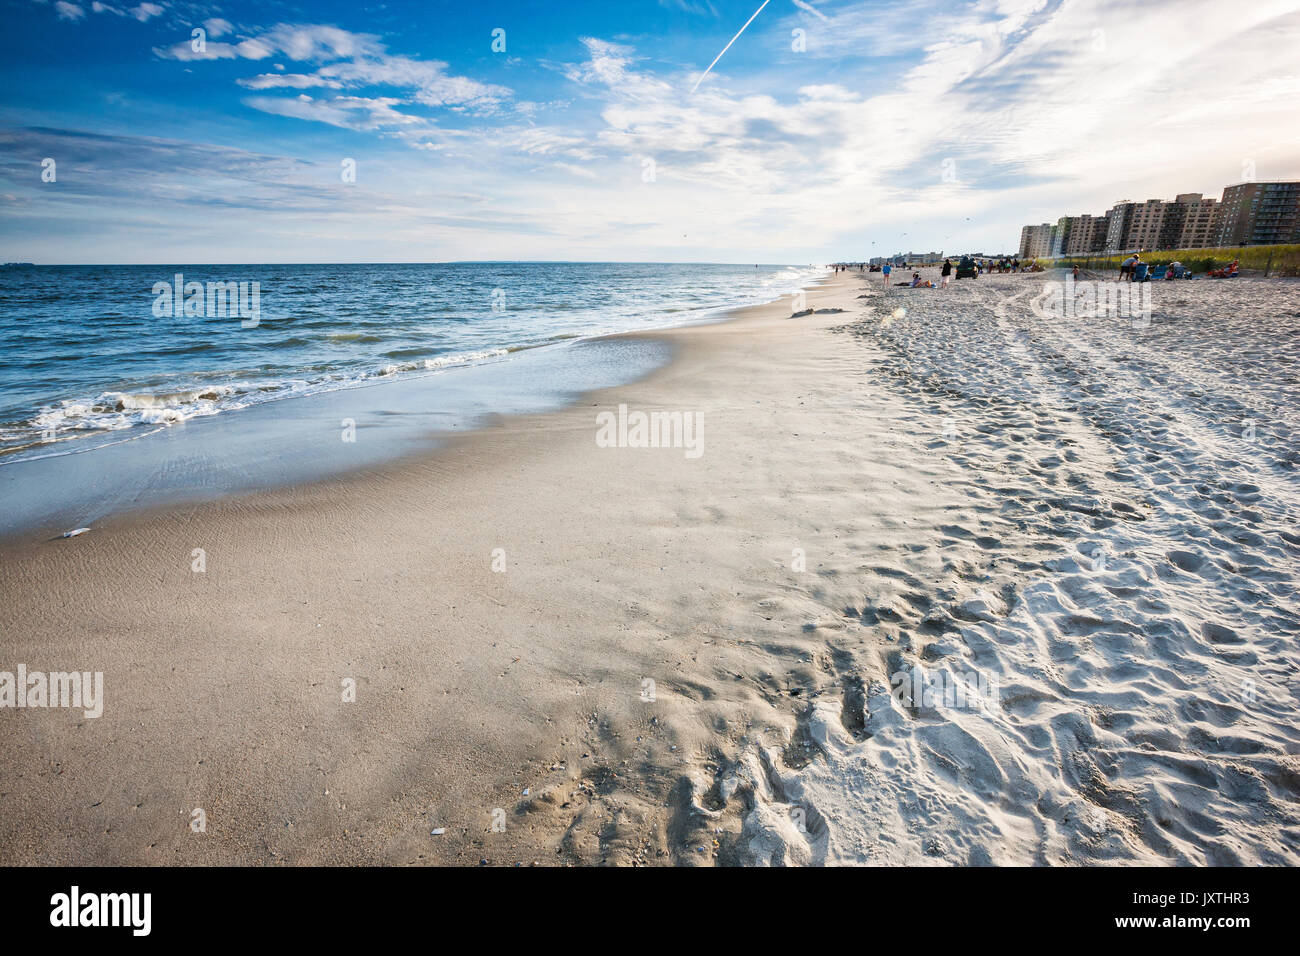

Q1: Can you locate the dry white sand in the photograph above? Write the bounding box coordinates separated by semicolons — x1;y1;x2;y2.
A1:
2;269;1297;866
740;270;1300;864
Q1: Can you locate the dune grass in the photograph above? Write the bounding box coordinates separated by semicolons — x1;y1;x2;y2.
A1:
1051;244;1300;277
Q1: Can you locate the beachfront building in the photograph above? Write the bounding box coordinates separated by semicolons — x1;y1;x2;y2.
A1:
1020;204;1153;258
1050;215;1107;257
1124;200;1169;251
1101;202;1135;253
1018;223;1053;259
1101;197;1194;253
1049;217;1071;257
1163;193;1220;249
1025;182;1296;256
1214;181;1300;246
1027;199;1197;256
1063;214;1107;255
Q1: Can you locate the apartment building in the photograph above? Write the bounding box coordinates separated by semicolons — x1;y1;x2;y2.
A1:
1018;223;1053;259
1099;196;1217;252
1214;181;1300;246
1013;180;1300;257
1123;200;1169;251
1164;193;1220;249
1063;214;1107;254
1048;217;1067;257
1100;202;1133;253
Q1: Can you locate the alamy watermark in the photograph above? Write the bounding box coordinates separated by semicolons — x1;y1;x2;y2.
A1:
1031;274;1151;328
50;886;150;936
596;403;703;459
1;665;103;718
890;666;998;713
152;272;261;328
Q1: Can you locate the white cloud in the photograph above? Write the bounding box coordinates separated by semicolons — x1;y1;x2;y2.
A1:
242;94;424;131
89;1;163;19
130;2;163;21
507;128;599;161
238;73;343;90
314;55;508;109
657;0;720;15
564;38;636;87
256;24;384;61
153;38;270;61
554;162;599;179
156;22;510;116
521;0;1300;255
153;23;379;63
203;18;233;38
27;0;1300;261
791;0;831;23
55;2;85;21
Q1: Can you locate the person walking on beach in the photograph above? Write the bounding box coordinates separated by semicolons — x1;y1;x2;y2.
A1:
940;258;953;287
882;261;892;287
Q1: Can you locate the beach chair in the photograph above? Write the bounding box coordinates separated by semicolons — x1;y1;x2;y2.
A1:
1150;265;1167;280
1133;262;1149;282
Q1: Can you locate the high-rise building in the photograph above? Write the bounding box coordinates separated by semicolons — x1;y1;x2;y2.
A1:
1101;202;1134;253
1214;182;1300;246
1124;199;1168;251
1063;214;1107;254
1018;223;1053;259
1099;199;1178;252
1017;180;1295;257
1050;217;1071;256
1162;193;1219;249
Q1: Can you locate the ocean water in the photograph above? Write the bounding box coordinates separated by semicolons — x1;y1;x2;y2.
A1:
0;262;822;462
0;262;824;534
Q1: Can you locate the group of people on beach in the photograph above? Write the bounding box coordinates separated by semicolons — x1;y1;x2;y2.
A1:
863;251;1239;285
981;257;1023;273
1118;252;1232;281
873;255;1029;289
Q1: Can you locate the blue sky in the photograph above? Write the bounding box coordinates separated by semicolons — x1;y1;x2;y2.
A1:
3;0;1299;262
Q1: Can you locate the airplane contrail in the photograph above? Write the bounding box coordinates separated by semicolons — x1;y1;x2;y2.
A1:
690;0;771;94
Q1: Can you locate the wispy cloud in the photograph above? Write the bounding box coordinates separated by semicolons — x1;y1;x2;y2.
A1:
241;94;425;131
791;0;831;23
153;23;384;62
658;0;720;16
89;2;166;21
9;0;1300;263
152;21;511;120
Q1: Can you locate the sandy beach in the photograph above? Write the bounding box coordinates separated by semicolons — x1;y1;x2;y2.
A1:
3;268;1298;867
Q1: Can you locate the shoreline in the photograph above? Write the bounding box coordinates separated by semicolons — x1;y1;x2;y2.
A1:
0;268;828;541
4;267;1298;866
0;269;856;865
